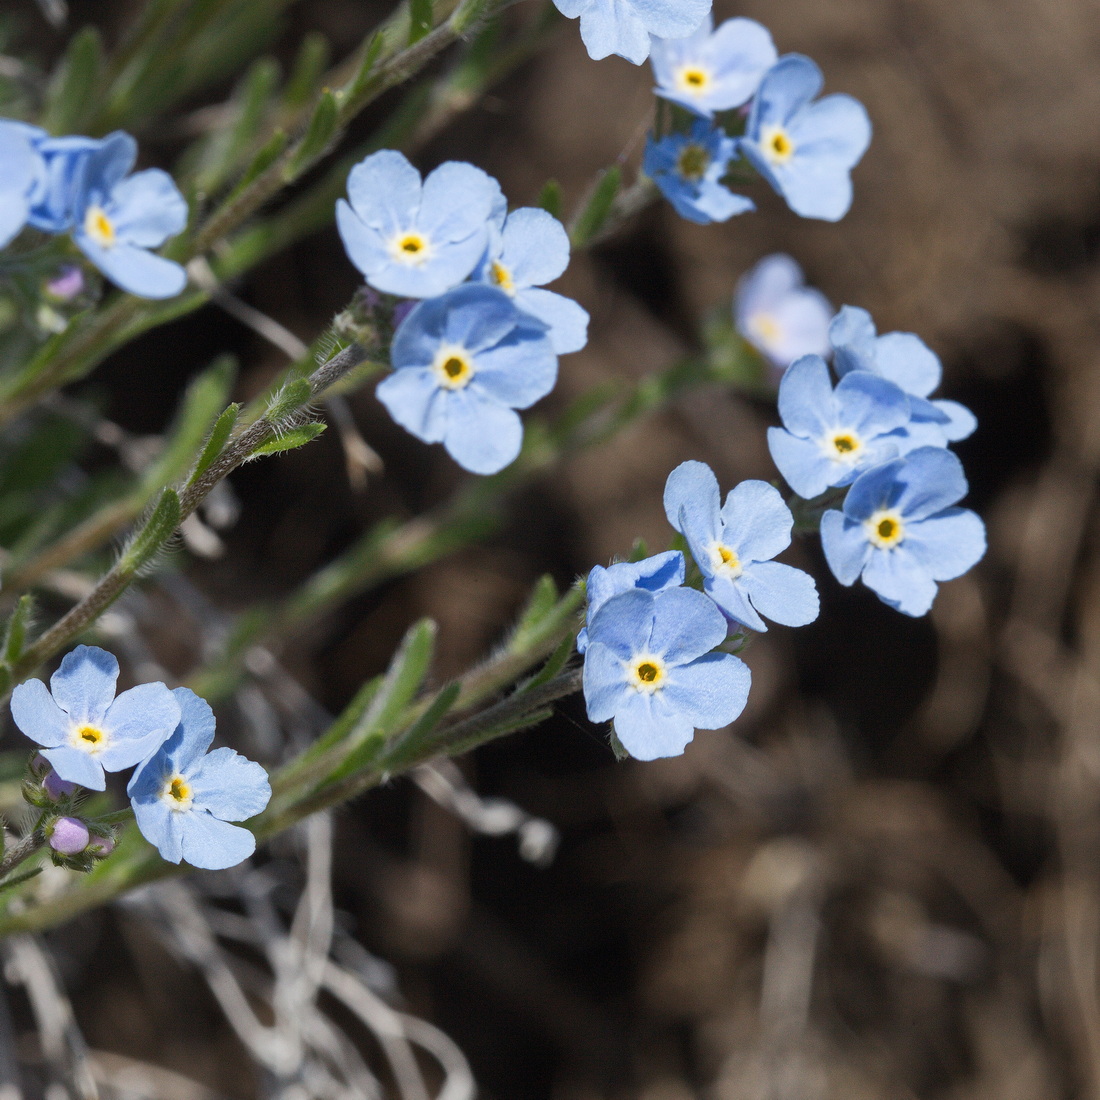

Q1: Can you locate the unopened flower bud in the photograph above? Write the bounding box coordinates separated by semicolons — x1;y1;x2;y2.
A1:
44;265;84;303
87;833;115;857
43;770;77;801
48;816;90;856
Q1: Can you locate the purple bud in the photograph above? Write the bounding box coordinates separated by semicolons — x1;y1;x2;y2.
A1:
49;817;90;856
30;753;50;778
43;770;77;801
44;265;85;302
87;833;115;857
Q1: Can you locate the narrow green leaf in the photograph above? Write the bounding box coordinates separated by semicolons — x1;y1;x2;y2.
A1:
409;0;433;44
569;165;622;247
3;596;35;665
511;575;559;648
382;681;461;769
266;377;313;422
189;403;240;485
537;179;563;220
44;27;104;134
0;866;42;894
514;633;575;697
609;729;630;762
287;89;338;178
342;31;385;107
284;32;330;109
296;674;383;767
249;422;326;457
120;489;180;573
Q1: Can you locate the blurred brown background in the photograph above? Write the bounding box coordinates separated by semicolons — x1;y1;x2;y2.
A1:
18;0;1100;1097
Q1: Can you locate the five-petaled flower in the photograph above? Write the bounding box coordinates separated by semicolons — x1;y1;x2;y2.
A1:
10;645;181;791
128;687;271;870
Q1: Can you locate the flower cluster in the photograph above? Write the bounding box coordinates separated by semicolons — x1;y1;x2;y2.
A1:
337;150;589;475
580;461;818;760
0;121;188;299
767;308;985;616
644;16;872;224
10;646;269;870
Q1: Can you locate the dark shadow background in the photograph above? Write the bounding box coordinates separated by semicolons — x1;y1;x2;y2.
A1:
12;0;1100;1097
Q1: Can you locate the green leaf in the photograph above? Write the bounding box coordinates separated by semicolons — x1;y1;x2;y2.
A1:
287;89;339;178
189;403;240;485
2;596;34;665
513;633;575;697
284;32;330;109
0;866;42;894
409;0;434;44
569;165;622;247
44;27;104;134
537;179;563;220
249;422;326;457
382;681;461;769
342;31;384;107
266;377;313;422
609;729;630;762
511;576;559;648
119;489;180;574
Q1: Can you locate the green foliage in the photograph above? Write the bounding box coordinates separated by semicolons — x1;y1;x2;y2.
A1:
119;489;181;574
43;27;104;134
188;403;240;484
248;421;327;457
2;596;34;666
569;165;622;247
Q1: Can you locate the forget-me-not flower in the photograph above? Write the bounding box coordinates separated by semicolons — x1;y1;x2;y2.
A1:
129;687;270;870
337;150;499;299
10;645;181;791
767;354;910;499
23;129;104;233
820;446;986;616
378;283;557;475
552;0;711;65
644;120;752;224
578;551;685;654
650;14;776;117
0;121;41;248
735;253;832;368
829;305;977;449
474;207;589;354
73;131;188;299
664;461;819;632
583;587;751;761
741;54;871;222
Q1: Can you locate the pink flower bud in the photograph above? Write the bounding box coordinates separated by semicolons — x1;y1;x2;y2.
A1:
49;816;90;856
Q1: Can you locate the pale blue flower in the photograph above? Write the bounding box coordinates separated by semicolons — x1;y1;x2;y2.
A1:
583;586;751;761
0;120;41;248
474;206;589;354
24;130;103;233
767;354;910;499
735;253;832;368
378;284;557;475
664;461;819;632
820;446;986;617
553;0;711;65
73;132;188;299
128;688;270;870
578;551;685;654
10;645;181;792
644;120;753;224
829;305;977;449
741;55;871;222
650;14;776;116
337;150;498;298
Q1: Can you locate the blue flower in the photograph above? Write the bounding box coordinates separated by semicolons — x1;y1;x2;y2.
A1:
578;551;685;654
0;121;41;248
337;150;499;299
10;645;181;791
735;253;832;368
552;0;711;65
829;305;977;449
73;132;188;299
24;130;104;234
650;14;776;117
474;207;589;355
820;447;986;617
741;54;871;222
767;354;910;499
583;587;751;761
644;120;753;224
128;688;270;870
378;283;557;475
664;461;819;631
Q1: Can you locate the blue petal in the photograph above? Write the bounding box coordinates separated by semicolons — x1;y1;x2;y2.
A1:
649;587;729;664
346;150;422;236
820;509;871;585
777;354;837;439
736;253;803;318
390;295;450;367
376;368;448;444
613;692;696;760
759;289;834;366
442;389;524;474
586;588;658;659
42;745;105;791
471;328;558;409
132;797;182;862
179;811;256;870
515;288;589;355
10;679;70;748
767;426;837;499
586;552;685;623
663;460;721;544
583;641;632;722
499;208;570;287
934;399;977;442
903;508;986;581
98;682;181;772
719;479;793;562
50;645;118;726
567;0;709;64
749;54;823;130
441;285;524;354
786;93;872;168
829;305;878;375
190;747;271;821
739;560;819;626
108;169;188;248
705;575;766;632
661;652;751;728
873;332;941;397
336;198;389;280
166;687;218;773
418;161;497;243
891;446;969;519
861;546;939;617
75;237;187;299
834;371;910;437
79;131;137;203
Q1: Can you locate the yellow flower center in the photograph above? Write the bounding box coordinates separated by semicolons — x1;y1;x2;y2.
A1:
675;66;712;95
84;206;116;249
163;774;194;810
748;312;783;349
711;543;743;579
433;345;475;390
762;126;795;164
826;430;863;460
489;261;515;295
628;654;667;694
676;144;710;182
71;724;108;754
867;510;905;549
390;231;431;265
